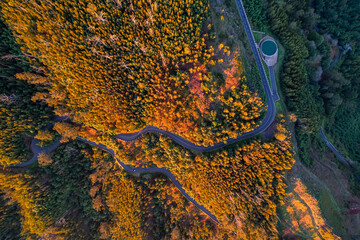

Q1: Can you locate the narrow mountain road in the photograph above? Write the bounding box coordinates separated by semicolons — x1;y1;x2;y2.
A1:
12;0;277;223
14;116;69;168
78;138;219;222
13;126;220;222
320;128;360;182
320;128;352;168
112;0;276;152
269;66;280;102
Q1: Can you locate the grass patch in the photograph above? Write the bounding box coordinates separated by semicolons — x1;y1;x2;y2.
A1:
252;28;284;93
245;5;348;238
295;161;348;238
253;31;265;43
247;4;351;239
275;101;284;112
317;189;347;237
208;0;267;102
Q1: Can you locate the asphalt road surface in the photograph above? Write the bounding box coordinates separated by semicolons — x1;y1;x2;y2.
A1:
320;128;352;167
320;128;360;182
12;0;277;223
269;66;280;102
112;0;277;153
79;138;220;222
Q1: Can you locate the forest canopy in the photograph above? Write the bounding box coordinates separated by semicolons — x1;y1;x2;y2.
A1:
1;0;264;146
1;0;334;239
0;17;52;166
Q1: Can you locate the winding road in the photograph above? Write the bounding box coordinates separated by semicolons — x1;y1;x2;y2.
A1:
79;138;220;222
111;0;276;153
12;0;278;223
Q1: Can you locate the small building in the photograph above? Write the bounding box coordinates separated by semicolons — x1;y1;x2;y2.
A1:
259;36;278;66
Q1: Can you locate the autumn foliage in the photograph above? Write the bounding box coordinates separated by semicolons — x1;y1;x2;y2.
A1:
0;171;53;236
38;152;53;166
72;120;295;238
87;148;233;239
281;179;340;239
0;0;345;239
1;0;264;146
35;130;53;142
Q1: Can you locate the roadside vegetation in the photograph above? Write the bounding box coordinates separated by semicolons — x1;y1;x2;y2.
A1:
0;18;53;166
244;0;359;165
0;0;298;239
1;0;266;147
5;0;358;238
2;114;293;239
278;178;340;239
243;0;360;238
